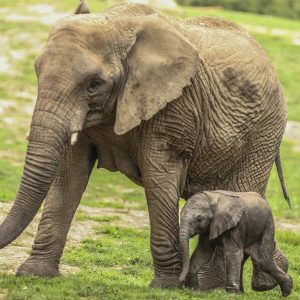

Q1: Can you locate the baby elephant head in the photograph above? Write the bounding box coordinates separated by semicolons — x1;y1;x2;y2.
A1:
179;191;244;282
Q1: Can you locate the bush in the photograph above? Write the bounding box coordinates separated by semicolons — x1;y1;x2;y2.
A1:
176;0;300;19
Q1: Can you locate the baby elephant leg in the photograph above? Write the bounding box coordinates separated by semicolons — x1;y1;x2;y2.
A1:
239;255;249;293
254;255;292;296
223;237;244;293
224;249;244;292
249;233;293;297
251;246;288;291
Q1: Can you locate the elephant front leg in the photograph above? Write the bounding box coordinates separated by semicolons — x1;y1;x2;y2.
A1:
223;235;244;293
146;187;181;288
141;150;186;288
224;249;243;293
16;135;96;277
239;254;249;293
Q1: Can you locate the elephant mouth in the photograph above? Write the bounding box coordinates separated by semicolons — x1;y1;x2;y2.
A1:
89;103;104;113
84;108;104;127
70;107;111;146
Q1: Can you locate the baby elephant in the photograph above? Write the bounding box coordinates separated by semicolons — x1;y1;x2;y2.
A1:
179;190;293;297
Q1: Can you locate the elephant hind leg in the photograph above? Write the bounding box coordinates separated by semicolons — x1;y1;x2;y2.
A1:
247;233;293;297
252;255;292;297
260;261;293;297
251;246;289;292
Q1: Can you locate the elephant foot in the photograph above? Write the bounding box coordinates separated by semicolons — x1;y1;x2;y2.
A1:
184;273;199;289
280;275;293;297
150;275;182;289
226;288;242;294
251;268;277;291
16;258;60;277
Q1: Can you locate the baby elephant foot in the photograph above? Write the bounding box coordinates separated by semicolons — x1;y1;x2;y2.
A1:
226;283;242;294
16;258;60;277
251;268;277;291
280;275;293;297
226;287;242;294
226;289;242;294
150;275;182;289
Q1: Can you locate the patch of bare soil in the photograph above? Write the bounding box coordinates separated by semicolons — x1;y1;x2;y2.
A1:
275;218;300;232
284;121;300;152
3;5;67;26
0;202;148;275
243;25;300;46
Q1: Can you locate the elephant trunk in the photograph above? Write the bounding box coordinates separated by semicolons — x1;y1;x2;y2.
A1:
179;225;191;282
0;93;87;248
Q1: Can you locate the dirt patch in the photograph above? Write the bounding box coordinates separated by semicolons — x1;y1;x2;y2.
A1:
0;202;148;275
276;218;300;232
284;121;300;143
3;4;67;26
3;117;15;125
78;205;149;229
0;100;14;114
244;25;300;46
284;121;300;152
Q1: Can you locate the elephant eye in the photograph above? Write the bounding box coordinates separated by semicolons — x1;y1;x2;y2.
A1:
87;78;102;94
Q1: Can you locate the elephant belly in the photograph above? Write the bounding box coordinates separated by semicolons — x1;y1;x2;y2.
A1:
95;144;142;185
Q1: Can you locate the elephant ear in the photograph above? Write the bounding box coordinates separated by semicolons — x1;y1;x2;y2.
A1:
74;0;90;14
209;193;244;240
114;14;199;135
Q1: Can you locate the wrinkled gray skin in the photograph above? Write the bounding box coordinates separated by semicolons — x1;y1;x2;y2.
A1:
0;0;289;289
179;191;293;296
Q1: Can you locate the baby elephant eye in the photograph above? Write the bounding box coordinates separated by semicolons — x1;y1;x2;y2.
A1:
87;78;101;94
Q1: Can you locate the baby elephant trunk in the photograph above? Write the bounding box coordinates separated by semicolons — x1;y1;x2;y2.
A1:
179;225;191;282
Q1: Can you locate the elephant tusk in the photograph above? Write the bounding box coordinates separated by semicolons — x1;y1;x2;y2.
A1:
25;131;29;140
70;132;79;146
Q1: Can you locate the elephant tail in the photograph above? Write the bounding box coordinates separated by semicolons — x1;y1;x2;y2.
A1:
275;153;291;209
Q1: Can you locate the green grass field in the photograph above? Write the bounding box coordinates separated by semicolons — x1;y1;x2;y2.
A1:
0;1;300;299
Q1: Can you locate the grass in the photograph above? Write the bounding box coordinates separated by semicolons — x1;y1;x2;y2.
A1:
0;226;299;299
0;1;300;299
267;141;300;219
75;211;121;222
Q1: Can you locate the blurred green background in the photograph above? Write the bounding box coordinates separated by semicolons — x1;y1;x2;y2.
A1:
0;0;299;299
177;0;300;20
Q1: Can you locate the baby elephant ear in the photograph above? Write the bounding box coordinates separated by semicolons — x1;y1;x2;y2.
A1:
114;14;199;135
74;0;90;14
209;193;244;240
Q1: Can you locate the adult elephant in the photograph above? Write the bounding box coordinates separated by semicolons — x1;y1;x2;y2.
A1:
0;0;289;289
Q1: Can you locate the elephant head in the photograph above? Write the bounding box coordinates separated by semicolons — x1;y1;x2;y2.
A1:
0;1;198;248
179;192;244;282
